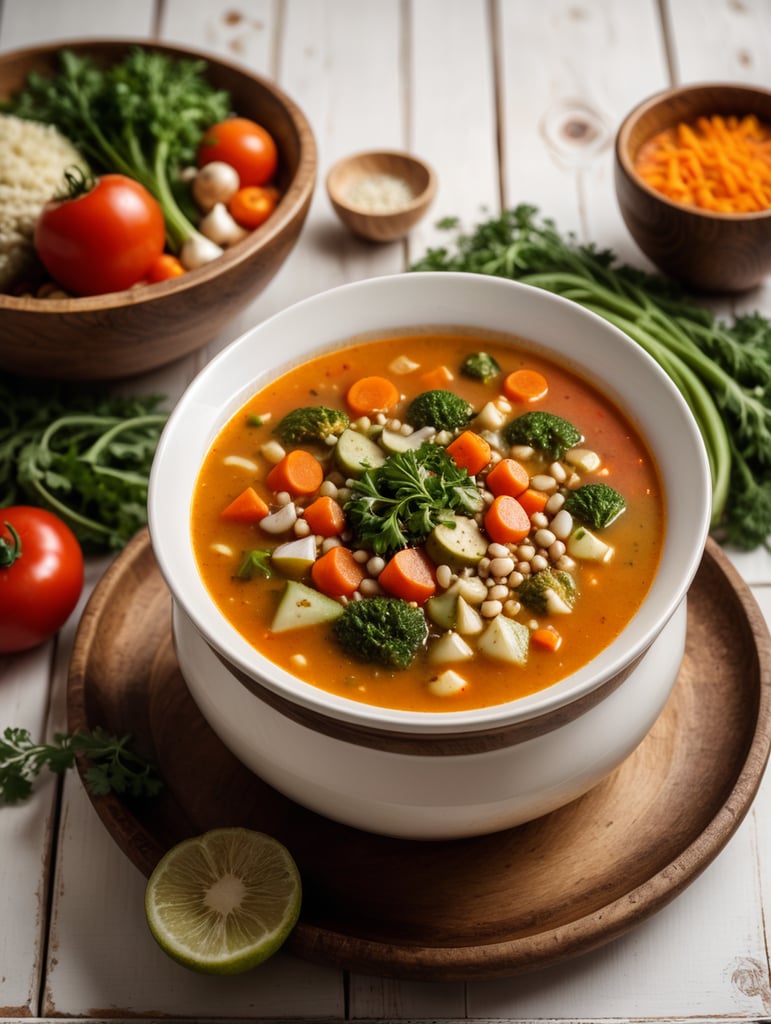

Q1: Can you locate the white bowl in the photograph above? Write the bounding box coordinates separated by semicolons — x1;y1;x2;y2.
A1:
148;272;711;839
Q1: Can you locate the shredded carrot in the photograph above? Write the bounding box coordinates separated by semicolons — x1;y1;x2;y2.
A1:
378;547;437;604
445;430;492;476
303;495;345;537
484;457;530;498
634;112;771;213
346;375;401;416
266;449;324;496
503;368;549;403
531;626;563;652
484;495;531;545
516;487;550;517
220;486;270;523
311;546;365;598
419;364;454;390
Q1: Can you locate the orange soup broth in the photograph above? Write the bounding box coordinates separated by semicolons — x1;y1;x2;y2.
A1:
191;333;665;713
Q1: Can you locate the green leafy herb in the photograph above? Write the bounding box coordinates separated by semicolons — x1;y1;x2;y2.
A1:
344;442;483;556
236;549;274;580
411;204;771;550
0;726;162;804
0;373;167;551
8;47;231;251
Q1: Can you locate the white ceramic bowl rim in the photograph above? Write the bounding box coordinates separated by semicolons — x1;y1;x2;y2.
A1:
148;272;711;737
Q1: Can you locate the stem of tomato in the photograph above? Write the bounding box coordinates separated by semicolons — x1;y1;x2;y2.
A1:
0;523;22;568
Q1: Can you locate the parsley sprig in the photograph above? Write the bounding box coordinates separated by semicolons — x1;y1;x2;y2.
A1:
0;726;162;804
345;442;483;556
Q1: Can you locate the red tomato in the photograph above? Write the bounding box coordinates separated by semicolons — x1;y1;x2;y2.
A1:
0;508;84;653
34;174;166;296
197;118;278;188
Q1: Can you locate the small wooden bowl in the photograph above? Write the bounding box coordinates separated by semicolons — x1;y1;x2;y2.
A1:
326;150;437;242
615;82;771;293
0;39;317;380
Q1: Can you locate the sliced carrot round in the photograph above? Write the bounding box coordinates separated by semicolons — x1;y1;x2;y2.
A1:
484;494;531;545
377;547;437;605
503;368;549;403
266;449;323;496
346;375;400;417
311;546;365;598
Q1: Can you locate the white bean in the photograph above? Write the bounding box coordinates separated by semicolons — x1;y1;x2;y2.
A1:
359;578;381;597
531;554;549;572
534;528;556;549
435;564;454;590
481;600;503;618
487;542;510;559
550;508;574;539
367;556;385;576
489;556;515;578
549;461;567;483
545;492;565;515
319;480;339;499
549;540;566;561
530;474;558;493
488;584;509;602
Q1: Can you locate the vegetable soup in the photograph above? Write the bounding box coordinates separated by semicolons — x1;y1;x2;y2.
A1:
191;332;665;713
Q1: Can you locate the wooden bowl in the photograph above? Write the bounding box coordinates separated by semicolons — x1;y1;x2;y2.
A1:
326;150;436;242
0;39;317;380
614;82;771;293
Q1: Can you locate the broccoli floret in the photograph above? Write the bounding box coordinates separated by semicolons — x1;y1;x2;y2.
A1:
406;390;474;431
274;405;350;445
460;351;502;383
563;483;626;528
333;596;428;670
502;411;581;459
516;568;577;615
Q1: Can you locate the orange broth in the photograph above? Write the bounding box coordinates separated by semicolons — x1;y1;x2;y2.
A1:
191;333;665;712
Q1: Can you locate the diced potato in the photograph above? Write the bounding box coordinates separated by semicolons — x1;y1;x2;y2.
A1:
429;630;474;665
455;596;484;635
565;447;601;473
477;615;529;665
428;669;469;697
271;536;317;577
567;526;613;563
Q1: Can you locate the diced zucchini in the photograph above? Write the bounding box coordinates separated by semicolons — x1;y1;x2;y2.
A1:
334;428;387;478
379;424;435;454
426;589;458;629
428;630;474;665
425;515;488;570
271;536;317;577
271;580;344;632
477;615;529;665
567;526;613;563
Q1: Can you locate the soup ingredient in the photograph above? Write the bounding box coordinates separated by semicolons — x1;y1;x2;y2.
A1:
198;202;249;247
346;375;401;417
266;449;324;496
34;170;166;296
0;113;89;290
406;390;474;431
236;549;274;580
445;430;492;475
274;405;350;446
503;368;549;403
484;494;532;545
503;411;582;460
333;596;428;669
0;506;83;652
343;173;414;213
10;47;231;255
311;545;365;597
531;625;563;652
302;495;345;537
516;567;578;615
144;827;301;975
192;160;240;212
378;546;437;604
411;204;771;550
0;725;161;804
221;486;270;524
634;114;771;213
345;443;484;556
145;252;185;283
485;457;530;498
229;185;280;229
0;375;167;551
460;350;502;383
334;428;387;476
563;483;626;529
198;117;278;188
271;579;342;631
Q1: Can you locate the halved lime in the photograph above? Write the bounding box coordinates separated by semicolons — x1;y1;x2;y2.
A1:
144;827;302;974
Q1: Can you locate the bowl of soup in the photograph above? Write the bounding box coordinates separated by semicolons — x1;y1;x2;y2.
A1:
148;271;711;839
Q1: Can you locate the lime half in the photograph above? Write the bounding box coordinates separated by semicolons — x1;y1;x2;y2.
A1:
144;827;302;974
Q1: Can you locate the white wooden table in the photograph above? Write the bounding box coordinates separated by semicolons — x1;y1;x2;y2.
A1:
1;1;770;1020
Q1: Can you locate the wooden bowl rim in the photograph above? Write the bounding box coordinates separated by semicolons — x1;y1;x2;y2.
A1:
0;37;318;312
615;80;771;223
325;148;437;218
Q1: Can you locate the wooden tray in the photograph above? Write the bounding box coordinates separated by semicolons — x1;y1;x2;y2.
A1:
67;530;771;982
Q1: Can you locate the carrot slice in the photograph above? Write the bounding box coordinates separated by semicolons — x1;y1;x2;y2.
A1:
531;626;563;652
378;547;437;604
445;430;492;476
266;449;324;496
420;364;453;390
516;487;550;517
311;546;365;598
484;494;531;544
303;495;345;537
346;375;400;416
485;457;529;498
220;486;270;523
503;368;549;403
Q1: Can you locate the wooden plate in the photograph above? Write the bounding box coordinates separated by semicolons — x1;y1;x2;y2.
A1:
67;530;771;981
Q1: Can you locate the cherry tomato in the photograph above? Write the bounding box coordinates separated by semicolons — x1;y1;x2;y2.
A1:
228;185;280;229
0;507;84;654
35;174;166;296
145;252;186;283
197;117;278;188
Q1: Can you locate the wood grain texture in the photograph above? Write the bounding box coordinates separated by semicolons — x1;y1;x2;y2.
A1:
66;530;771;982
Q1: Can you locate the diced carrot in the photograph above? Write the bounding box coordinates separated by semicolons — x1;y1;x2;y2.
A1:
311;546;365;598
266;449;324;496
531;626;563;652
503;368;549;403
378;547;437;605
420;364;453;390
485;457;529;498
346;375;401;416
220;486;270;523
145;252;185;283
516;487;550;517
303;495;345;537
484;494;531;545
445;430;491;476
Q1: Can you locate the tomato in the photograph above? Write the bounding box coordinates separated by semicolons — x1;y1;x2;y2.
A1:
228;185;280;229
197;118;278;188
35;174;166;296
0;507;84;654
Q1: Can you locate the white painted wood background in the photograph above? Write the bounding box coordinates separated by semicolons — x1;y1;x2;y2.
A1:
0;0;770;1020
